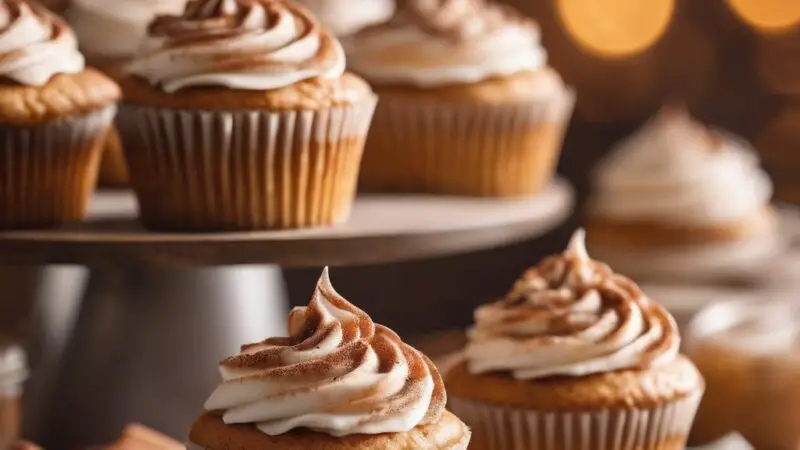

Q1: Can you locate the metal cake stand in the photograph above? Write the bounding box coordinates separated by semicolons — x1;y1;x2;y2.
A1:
0;178;574;448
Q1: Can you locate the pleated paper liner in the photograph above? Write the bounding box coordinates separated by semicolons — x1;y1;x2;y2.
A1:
359;88;575;197
449;389;703;450
0;106;115;229
98;126;130;186
117;97;377;231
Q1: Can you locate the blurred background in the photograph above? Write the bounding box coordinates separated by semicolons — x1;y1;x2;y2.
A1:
287;0;800;336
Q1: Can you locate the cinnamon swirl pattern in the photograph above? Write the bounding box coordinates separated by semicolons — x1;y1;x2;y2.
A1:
466;230;680;380
346;0;546;87
204;268;446;436
127;0;345;92
0;0;84;86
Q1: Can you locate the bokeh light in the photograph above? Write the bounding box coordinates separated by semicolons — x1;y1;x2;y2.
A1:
726;0;800;32
556;0;675;58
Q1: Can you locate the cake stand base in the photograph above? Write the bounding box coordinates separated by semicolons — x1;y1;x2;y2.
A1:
33;265;288;448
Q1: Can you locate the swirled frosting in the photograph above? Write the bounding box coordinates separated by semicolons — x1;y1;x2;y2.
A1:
591;106;773;226
0;0;84;86
204;268;446;436
127;0;346;93
295;0;394;37
345;0;546;87
466;230;680;380
67;0;187;60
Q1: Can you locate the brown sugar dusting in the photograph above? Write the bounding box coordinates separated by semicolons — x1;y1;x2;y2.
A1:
215;268;445;425
469;232;680;370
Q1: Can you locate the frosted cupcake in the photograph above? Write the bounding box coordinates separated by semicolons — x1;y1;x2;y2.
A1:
687;298;800;449
188;268;471;450
346;0;574;197
294;0;394;36
586;106;783;282
445;230;704;450
66;0;187;186
0;0;120;229
118;0;377;230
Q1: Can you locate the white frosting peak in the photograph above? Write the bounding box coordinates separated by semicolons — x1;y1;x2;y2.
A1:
204;267;446;437
345;0;546;87
591;106;773;226
0;1;84;86
295;0;395;36
128;0;346;92
466;230;680;380
67;0;187;60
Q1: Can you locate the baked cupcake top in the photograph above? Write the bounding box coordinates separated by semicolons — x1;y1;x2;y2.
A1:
294;0;394;37
67;0;187;62
0;0;84;86
203;268;447;437
591;106;773;226
465;230;680;380
127;0;346;93
345;0;547;88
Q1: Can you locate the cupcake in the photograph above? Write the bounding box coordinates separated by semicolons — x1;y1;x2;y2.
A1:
0;0;120;229
188;267;471;450
0;345;27;450
687;297;800;449
445;230;704;450
118;0;377;230
346;0;574;197
586;106;784;282
294;0;394;36
66;0;187;186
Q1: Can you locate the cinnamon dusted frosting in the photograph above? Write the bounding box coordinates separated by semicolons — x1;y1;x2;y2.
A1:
204;267;447;437
466;230;680;380
0;0;84;86
127;0;346;93
345;0;547;87
591;106;773;227
67;0;187;61
295;0;394;36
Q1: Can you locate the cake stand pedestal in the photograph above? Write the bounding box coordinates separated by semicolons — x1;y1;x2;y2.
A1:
0;179;573;448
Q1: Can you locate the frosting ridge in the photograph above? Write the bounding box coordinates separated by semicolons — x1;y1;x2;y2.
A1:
67;0;187;60
466;230;680;380
591;106;773;226
295;0;394;36
127;0;346;92
204;267;446;437
0;0;84;86
345;0;546;87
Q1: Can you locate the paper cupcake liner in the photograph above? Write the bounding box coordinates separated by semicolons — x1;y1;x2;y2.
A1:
0;106;115;229
449;390;703;450
98;126;129;186
359;89;575;197
117;98;377;231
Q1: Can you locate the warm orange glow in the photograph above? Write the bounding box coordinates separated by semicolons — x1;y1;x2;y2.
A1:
726;0;800;32
556;0;675;58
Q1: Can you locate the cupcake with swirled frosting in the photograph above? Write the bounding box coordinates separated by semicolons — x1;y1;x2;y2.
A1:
346;0;574;197
586;106;784;282
117;0;377;230
445;230;704;450
0;0;120;229
188;268;471;449
65;0;188;187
